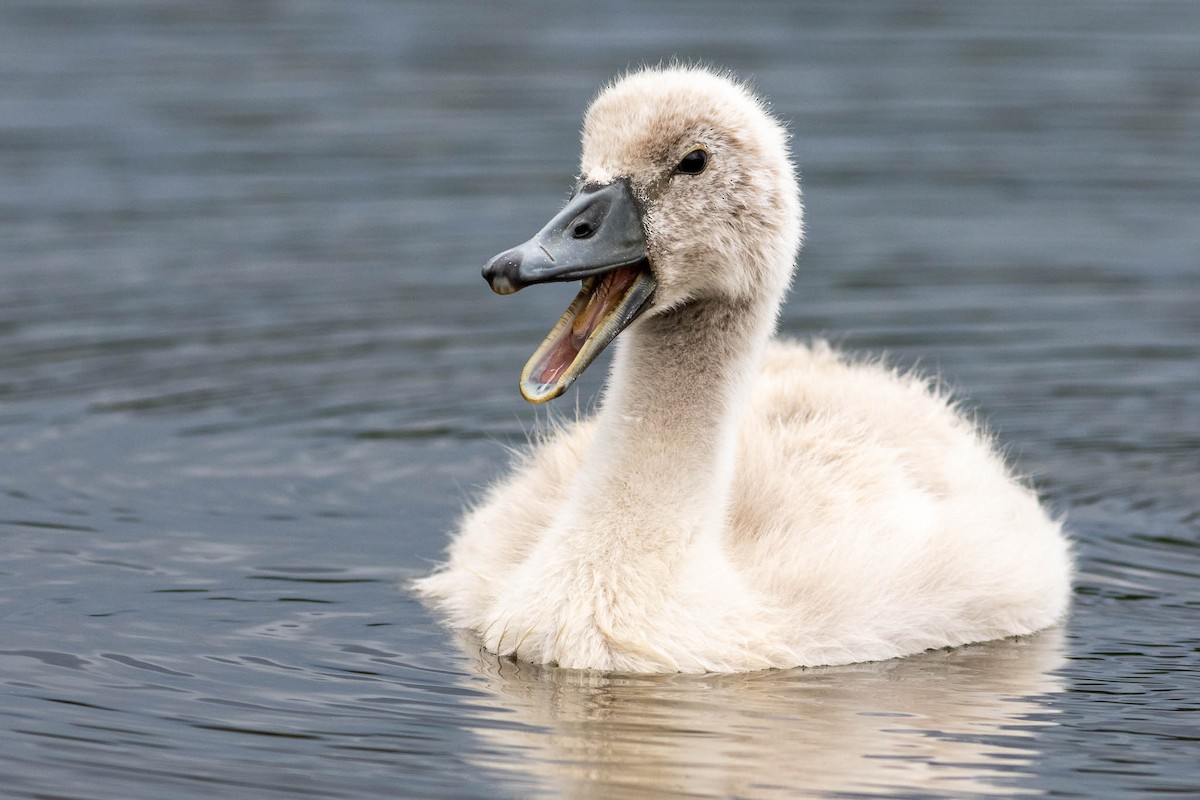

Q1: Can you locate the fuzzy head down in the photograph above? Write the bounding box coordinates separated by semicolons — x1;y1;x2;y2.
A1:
580;66;804;312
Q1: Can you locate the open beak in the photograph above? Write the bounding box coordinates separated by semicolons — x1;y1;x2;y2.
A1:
482;178;656;403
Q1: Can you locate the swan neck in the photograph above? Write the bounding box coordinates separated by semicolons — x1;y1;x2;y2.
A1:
570;296;774;551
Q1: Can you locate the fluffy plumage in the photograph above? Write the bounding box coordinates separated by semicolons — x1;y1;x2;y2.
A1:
415;66;1071;673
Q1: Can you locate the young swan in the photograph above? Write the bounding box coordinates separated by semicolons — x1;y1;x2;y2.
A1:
416;66;1071;673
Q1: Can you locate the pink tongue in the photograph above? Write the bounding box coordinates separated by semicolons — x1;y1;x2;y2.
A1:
535;266;640;385
537;337;581;385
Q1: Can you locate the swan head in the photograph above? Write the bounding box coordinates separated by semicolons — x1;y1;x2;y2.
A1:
482;66;803;403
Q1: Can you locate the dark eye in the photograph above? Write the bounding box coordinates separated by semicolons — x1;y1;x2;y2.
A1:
675;148;708;175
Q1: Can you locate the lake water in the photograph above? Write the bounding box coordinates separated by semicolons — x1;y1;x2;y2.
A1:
1;1;1198;797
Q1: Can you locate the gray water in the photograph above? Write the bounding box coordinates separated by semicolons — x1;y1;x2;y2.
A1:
2;1;1198;797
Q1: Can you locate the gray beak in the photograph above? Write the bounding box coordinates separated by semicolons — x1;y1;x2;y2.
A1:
482;178;647;294
479;177;657;404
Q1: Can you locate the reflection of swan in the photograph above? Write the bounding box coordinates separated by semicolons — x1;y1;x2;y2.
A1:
452;628;1066;798
417;66;1071;672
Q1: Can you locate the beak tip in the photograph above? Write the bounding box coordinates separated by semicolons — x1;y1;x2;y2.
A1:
519;377;566;404
482;250;524;295
488;274;518;295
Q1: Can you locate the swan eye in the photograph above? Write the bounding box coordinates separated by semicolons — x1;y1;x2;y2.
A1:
675;148;708;175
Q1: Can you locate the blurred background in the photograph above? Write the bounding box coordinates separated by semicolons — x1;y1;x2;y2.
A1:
1;1;1197;798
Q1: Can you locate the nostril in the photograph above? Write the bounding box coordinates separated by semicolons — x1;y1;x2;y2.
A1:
569;197;608;239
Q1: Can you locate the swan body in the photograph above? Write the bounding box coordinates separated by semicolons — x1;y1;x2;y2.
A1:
416;66;1071;673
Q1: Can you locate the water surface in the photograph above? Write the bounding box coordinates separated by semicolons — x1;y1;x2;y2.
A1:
2;1;1198;797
